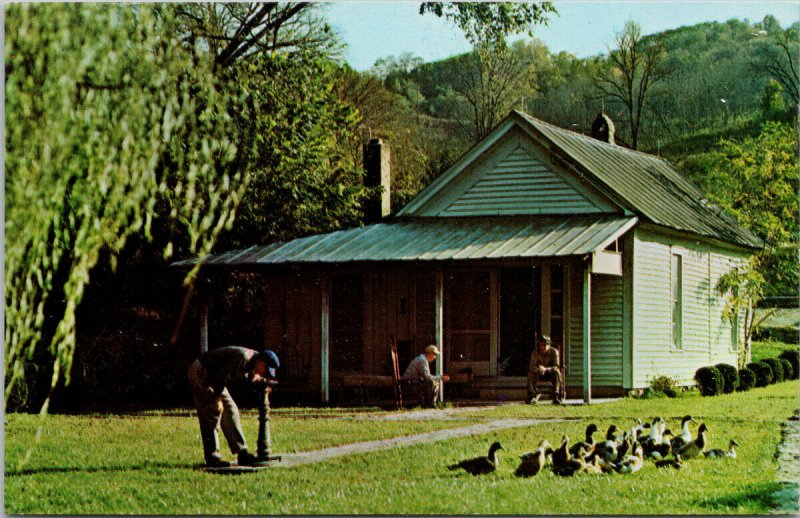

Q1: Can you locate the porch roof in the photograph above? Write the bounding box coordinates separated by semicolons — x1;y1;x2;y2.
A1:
175;215;637;267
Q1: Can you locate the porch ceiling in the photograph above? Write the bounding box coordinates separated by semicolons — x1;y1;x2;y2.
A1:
175;215;638;267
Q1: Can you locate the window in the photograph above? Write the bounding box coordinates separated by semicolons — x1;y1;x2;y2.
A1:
671;253;682;349
730;309;739;350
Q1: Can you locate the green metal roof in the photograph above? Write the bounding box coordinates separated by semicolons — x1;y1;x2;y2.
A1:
515;112;761;249
174;216;638;267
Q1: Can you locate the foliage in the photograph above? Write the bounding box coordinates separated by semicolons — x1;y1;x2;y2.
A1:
4;4;249;414
751;20;800;108
747;361;774;387
694;366;723;396
5;382;798;514
419;2;556;46
737;367;757;391
761;358;785;383
645;375;678;398
216;52;368;249
594;20;669;149
779;349;800;380
778;358;795;381
714;363;740;394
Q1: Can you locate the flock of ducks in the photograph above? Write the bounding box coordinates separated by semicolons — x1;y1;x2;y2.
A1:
447;415;739;477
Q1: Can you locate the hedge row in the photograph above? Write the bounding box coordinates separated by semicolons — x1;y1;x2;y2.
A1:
695;354;797;396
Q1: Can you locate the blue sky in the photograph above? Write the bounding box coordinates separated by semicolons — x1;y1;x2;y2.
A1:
323;1;800;71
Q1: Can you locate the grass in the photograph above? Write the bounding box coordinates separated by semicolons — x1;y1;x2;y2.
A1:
751;339;797;363
5;381;799;515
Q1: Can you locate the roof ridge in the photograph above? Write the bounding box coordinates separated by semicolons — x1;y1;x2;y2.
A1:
513;110;673;164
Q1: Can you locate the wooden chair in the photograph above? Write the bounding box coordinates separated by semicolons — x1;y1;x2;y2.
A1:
389;335;423;409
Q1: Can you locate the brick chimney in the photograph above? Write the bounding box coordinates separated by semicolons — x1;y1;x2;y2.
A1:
363;138;391;224
591;113;615;145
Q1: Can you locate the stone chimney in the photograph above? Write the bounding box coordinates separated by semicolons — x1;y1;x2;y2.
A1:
590;113;615;145
363;138;391;224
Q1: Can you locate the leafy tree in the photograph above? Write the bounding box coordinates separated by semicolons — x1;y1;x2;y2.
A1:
595;20;669;149
5;4;249;423
420;2;556;46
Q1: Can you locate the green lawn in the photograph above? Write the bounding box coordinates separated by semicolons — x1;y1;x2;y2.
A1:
5;381;799;515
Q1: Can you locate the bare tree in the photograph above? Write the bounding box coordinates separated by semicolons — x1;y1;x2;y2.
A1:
173;3;340;69
595;21;668;149
452;44;534;142
752;25;799;108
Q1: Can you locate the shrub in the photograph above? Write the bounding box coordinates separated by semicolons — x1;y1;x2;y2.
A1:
779;349;799;380
694;366;723;396
714;363;739;393
747;362;773;387
779;357;795;381
738;368;756;391
762;358;785;383
648;375;678;398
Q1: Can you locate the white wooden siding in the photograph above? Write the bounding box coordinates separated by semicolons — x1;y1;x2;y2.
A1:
442;147;603;216
590;274;624;387
632;230;744;386
566;267;624;389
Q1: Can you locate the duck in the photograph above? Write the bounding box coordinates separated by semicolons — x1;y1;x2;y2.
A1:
615;442;645;474
644;429;674;460
613;432;632;464
569;423;599;458
556;445;589;476
704;439;739;459
582;455;605;475
515;439;551;477
638;417;665;446
587;424;619;464
551;435;571;474
655;453;686;469
630;418;645;440
447;441;503;475
669;415;695;452
675;423;709;459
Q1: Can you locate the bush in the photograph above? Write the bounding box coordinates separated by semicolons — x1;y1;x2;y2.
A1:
648;375;678;398
714;363;739;393
694;366;723;396
747;362;774;387
738;368;756;391
779;358;794;381
779;349;799;380
761;358;785;382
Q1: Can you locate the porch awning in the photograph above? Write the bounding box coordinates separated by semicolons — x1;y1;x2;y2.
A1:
175;215;638;267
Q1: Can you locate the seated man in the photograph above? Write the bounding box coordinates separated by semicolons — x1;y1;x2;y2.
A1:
527;335;565;405
187;346;280;467
403;345;449;408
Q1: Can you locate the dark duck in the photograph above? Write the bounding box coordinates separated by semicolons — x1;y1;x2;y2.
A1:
514;439;551;478
447;441;503;475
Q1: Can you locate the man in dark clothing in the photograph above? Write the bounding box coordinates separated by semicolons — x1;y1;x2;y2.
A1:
187;346;280;467
526;335;565;405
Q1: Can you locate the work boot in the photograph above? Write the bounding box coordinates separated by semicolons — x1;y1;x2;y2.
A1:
529;394;541;405
206;456;231;468
238;450;259;466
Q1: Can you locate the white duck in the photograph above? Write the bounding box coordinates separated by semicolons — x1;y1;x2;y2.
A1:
669;415;695;452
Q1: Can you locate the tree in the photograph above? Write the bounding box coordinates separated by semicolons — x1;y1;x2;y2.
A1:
751;19;799;109
450;42;536;141
595;21;669;149
420;2;556;46
173;3;340;70
5;4;250;425
700;122;799;297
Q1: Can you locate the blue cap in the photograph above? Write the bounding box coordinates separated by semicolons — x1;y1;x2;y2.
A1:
256;349;280;378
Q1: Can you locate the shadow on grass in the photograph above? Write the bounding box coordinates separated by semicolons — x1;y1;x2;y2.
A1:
695;481;794;513
5;460;200;477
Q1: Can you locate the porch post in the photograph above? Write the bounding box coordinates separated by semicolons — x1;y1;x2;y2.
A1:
435;267;444;403
320;273;331;403
199;279;209;355
582;265;592;404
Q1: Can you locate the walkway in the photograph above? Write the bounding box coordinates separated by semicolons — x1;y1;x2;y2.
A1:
771;410;800;513
274;417;566;468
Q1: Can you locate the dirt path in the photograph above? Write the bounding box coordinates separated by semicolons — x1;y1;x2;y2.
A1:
771;410;800;514
274;418;566;468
